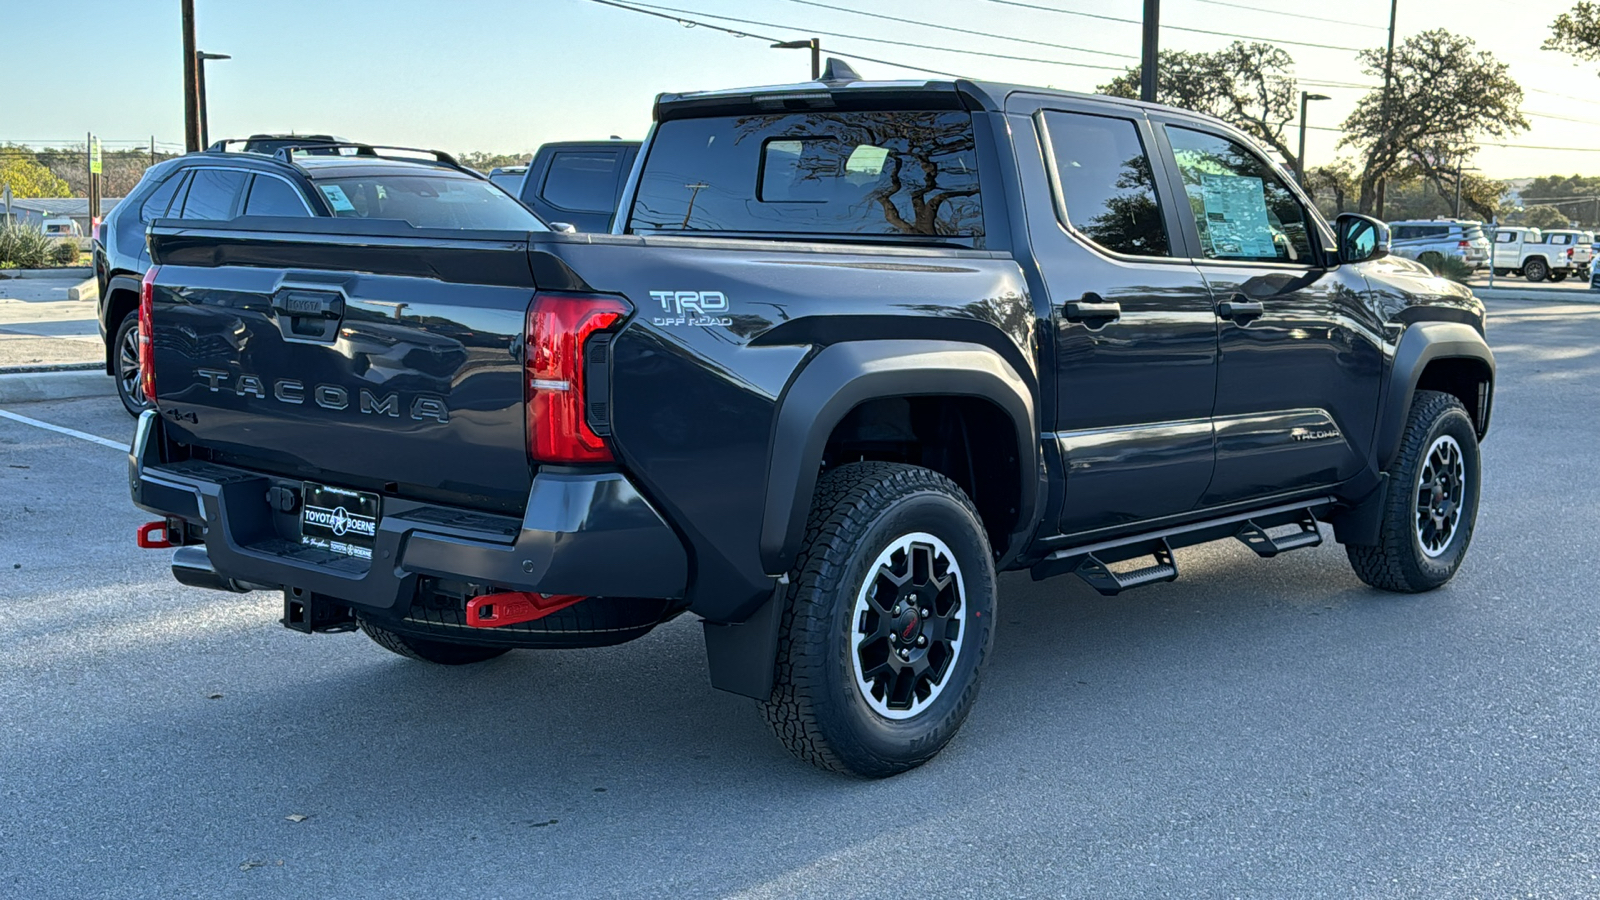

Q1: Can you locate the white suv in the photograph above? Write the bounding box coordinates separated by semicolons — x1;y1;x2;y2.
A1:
1388;219;1491;269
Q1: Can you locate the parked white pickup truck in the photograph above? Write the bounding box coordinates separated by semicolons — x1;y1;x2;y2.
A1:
1492;226;1579;282
1542;229;1594;280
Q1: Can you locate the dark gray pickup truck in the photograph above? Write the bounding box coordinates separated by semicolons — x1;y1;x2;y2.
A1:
130;70;1493;777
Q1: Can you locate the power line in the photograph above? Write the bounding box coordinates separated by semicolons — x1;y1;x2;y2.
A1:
1189;0;1388;30
580;0;966;76
776;0;1136;60
984;0;1370;51
598;0;1127;71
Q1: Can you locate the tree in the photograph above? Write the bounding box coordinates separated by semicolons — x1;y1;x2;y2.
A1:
1524;205;1571;229
1518;174;1600;226
1340;30;1526;216
1545;2;1600;65
1099;42;1301;171
0;151;71;198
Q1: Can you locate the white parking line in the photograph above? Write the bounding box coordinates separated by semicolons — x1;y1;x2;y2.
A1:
0;408;127;451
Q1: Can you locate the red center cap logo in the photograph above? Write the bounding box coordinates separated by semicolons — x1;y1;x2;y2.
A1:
900;609;920;642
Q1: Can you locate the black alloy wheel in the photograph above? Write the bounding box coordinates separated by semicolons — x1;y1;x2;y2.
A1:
114;312;151;417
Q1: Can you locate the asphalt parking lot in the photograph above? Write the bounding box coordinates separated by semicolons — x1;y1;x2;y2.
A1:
2;298;1598;898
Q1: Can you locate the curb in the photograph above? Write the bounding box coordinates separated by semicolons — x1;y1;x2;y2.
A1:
1475;287;1600;304
67;277;98;302
0;267;92;280
0;368;111;404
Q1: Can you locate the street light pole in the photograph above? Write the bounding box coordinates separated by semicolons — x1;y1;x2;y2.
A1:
771;38;821;80
195;51;231;150
1297;92;1330;186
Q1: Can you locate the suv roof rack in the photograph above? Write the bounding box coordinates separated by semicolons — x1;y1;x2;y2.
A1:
272;143;472;175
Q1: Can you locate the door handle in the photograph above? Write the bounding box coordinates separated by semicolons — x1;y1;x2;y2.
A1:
1064;293;1122;325
1216;294;1265;321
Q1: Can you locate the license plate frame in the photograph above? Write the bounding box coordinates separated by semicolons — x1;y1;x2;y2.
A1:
299;482;381;560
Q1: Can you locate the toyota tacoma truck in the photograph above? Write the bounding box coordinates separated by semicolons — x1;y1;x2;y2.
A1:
129;67;1494;777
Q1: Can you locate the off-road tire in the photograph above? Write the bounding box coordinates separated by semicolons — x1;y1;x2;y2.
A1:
1524;257;1550;282
1551;271;1570;282
358;617;514;665
1493;268;1511;276
113;312;151;418
1346;390;1480;592
760;462;996;778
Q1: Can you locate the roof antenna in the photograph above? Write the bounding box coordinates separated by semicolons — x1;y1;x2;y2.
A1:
819;57;861;85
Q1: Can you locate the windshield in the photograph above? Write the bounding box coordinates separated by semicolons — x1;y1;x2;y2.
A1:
314;173;547;231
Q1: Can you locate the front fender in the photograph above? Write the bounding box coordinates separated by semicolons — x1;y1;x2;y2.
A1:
1373;321;1495;471
759;339;1038;574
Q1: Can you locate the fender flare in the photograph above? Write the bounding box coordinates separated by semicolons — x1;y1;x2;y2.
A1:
102;273;146;371
758;339;1037;575
1372;321;1494;472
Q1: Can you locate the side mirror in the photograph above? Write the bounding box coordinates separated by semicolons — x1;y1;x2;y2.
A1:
1335;213;1389;264
549;222;578;234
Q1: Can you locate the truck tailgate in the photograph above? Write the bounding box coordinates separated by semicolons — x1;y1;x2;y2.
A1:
147;229;535;511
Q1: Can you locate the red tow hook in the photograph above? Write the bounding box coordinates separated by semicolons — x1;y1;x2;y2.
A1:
136;521;174;549
465;591;586;628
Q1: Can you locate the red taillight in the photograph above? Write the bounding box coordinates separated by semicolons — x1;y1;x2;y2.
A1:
93;218;104;244
1457;240;1470;249
139;266;158;404
1568;248;1576;258
525;291;630;463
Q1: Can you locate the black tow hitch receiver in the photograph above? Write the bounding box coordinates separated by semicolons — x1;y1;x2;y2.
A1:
282;586;357;634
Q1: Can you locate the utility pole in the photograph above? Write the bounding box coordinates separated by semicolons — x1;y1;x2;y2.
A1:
149;136;156;168
1375;0;1398;218
182;0;201;152
1140;0;1160;103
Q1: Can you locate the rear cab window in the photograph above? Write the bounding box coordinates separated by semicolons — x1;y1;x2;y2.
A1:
313;172;548;230
539;152;621;213
627;110;983;244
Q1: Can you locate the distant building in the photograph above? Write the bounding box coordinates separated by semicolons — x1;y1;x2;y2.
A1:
1;197;124;235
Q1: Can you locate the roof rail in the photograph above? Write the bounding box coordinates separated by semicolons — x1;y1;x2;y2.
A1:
272;143;472;174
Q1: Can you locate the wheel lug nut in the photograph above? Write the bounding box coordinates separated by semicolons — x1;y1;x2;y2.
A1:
892;605;902;616
916;635;927;647
899;649;911;661
920;608;929;618
889;633;898;644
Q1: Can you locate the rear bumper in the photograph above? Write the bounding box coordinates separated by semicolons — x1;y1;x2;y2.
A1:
128;412;689;610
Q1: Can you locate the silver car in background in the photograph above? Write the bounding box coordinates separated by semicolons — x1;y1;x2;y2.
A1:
1387;219;1492;269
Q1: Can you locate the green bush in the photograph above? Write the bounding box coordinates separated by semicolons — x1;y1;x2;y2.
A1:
51;238;80;266
1425;254;1476;285
0;223;53;268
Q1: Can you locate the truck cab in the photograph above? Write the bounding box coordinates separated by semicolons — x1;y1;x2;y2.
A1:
516;139;641;232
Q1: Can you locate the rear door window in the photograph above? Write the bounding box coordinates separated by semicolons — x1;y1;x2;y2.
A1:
1040;110;1170;257
243;175;312;216
540;151;621;213
178;168;248;220
629;110;983;241
139;172;188;223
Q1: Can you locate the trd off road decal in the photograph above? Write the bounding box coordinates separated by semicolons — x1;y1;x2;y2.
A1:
650;290;732;327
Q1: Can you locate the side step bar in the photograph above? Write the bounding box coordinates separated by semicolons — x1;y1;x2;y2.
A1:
1033;499;1332;596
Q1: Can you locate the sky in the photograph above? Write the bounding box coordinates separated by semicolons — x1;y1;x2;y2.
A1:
6;0;1600;180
